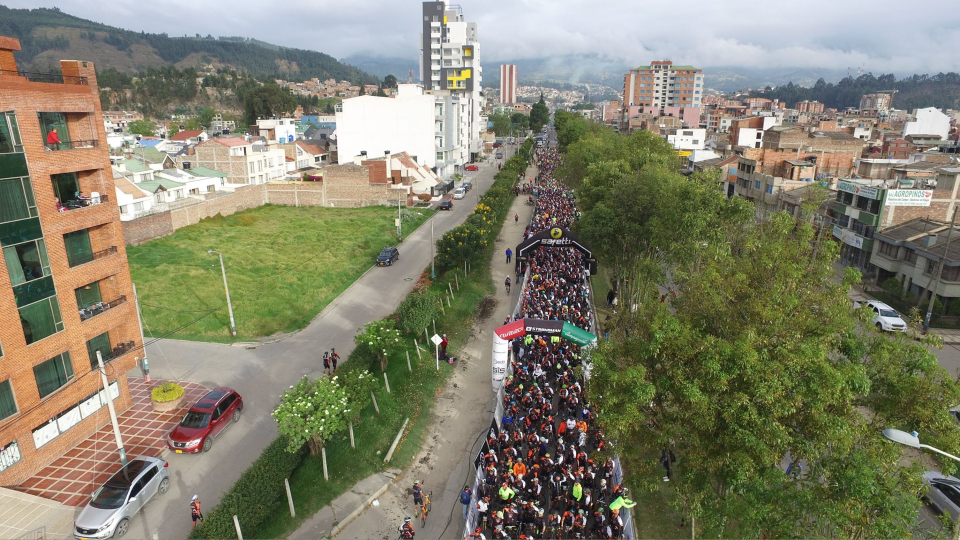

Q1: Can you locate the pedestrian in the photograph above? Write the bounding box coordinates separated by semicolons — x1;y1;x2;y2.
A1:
660;449;675;482
460;485;472;521
322;351;331;375
190;495;204;528
441;334;449;359
506;248;512;264
515;213;519;225
606;289;616;308
330;347;340;372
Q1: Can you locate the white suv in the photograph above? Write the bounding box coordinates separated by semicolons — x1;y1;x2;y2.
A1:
854;300;907;332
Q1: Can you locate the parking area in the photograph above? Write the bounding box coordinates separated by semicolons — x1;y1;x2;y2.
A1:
16;378;208;507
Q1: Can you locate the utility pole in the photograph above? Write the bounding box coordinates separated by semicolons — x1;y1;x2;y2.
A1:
923;207;958;333
208;250;237;336
132;283;149;383
97;351;127;466
397;194;402;241
431;219;435;279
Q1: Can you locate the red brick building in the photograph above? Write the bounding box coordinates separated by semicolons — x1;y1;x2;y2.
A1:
0;37;142;485
882;138;915;159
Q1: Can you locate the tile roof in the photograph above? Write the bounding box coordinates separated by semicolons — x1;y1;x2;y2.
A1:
137;178;186;193
169;130;205;142
296;141;326;155
874;218;954;243
114;177;148;198
132;147;169;164
212;137;251;147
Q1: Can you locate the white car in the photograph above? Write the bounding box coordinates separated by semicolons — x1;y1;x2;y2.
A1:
854;300;907;332
74;456;170;538
923;471;960;520
453;188;466;200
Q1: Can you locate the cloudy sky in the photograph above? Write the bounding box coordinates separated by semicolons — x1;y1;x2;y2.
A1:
9;0;960;73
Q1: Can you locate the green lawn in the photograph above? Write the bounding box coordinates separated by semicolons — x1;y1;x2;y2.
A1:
127;204;433;342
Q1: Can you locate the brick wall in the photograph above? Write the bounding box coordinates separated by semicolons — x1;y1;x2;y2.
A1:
121;211;174;245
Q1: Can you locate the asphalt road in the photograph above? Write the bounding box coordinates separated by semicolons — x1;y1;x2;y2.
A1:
127;145;516;539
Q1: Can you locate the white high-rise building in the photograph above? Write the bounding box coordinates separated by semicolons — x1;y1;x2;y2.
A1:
419;0;483;174
500;64;518;104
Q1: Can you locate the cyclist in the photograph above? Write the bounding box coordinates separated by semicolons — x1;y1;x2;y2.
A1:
412;480;424;512
330;347;340;372
505;276;511;294
398;516;415;539
322;351;330;375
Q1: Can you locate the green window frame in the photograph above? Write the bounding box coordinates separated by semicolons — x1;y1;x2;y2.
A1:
0;177;39;226
34;352;74;399
0;380;16;422
75;281;102;310
86;332;111;370
0;112;23;154
3;238;51;286
37;112;71;149
51;173;80;206
64;229;93;267
19;296;64;345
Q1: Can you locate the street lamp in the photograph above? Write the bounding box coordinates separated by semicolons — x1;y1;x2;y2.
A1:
208;249;237;337
882;428;960;462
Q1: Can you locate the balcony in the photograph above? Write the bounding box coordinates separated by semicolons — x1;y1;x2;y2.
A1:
0;70;88;85
78;295;126;321
52;171;111;212
43;139;99;152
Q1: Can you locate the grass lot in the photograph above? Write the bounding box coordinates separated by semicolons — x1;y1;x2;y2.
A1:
127;204;432;342
253;230;495;539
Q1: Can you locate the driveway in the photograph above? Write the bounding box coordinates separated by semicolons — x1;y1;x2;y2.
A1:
129;145;518;539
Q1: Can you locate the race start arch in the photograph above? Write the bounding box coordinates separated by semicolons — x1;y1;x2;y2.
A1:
514;227;598;276
490;318;597;392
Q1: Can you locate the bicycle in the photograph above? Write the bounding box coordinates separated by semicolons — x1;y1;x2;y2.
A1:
419;490;432;527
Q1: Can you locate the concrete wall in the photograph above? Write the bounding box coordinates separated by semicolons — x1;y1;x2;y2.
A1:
335;88;437;169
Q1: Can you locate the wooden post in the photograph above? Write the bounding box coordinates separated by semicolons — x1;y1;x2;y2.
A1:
371;390;380;414
384;418;410;463
384;372;391;393
433;319;437;336
321;447;329;481
465;260;468;275
416;342;422;360
284;478;296;517
425;328;430;342
448;282;455;300
455;272;460;291
406;350;412;372
233;515;244;540
349;421;355;449
446;294;451;308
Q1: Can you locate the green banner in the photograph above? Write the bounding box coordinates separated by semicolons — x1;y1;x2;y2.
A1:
561;322;596;346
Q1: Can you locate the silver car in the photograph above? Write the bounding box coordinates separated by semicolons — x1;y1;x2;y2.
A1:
74;456;170;539
923;470;960;520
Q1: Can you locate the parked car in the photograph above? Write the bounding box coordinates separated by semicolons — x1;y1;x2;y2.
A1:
376;247;400;266
853;300;907;332
453;188;466;200
439;201;453;211
462;182;473;192
167;388;243;453
74;456;170;539
924;471;960;520
465;164;479;171
493;142;503;148
496;152;504;159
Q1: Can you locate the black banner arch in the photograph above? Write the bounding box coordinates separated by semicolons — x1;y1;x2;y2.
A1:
514;227;598;275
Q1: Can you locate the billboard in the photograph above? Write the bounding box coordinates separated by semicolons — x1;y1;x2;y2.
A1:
886;189;933;207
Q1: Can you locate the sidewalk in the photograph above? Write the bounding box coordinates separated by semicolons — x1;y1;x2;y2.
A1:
290;468;400;539
310;166;537;540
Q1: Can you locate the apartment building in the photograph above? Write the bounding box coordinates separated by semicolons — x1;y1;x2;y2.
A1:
795;100;825;115
420;0;484;163
0;37;142;485
500;64;517;105
860;93;892;111
622;61;703;127
186;138;286;185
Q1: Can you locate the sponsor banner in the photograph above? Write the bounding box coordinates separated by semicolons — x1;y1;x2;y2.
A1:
494;319;525;340
524;319;565;336
886;189;933;207
561;322;597;346
837;180;880;199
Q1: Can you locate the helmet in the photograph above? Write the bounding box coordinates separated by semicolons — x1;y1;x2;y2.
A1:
404;516;412;523
192;495;198;501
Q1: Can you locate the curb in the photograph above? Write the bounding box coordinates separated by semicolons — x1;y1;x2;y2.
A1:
328;477;395;538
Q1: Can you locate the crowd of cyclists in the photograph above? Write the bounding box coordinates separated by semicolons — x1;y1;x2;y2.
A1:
464;146;633;539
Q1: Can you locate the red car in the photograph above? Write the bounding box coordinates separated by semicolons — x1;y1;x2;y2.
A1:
167;388;243;453
465;164;479;171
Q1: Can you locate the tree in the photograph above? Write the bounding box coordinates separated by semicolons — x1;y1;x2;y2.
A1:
272;375;349;456
489;113;512;136
127;119;157;137
383;74;398;89
530;93;550;133
375;86;387;97
242;84;297;126
358;84;366;96
355;319;403;371
510;112;530;131
340;369;379;425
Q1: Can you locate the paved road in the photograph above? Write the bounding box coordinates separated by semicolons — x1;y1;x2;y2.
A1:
128;146;516;539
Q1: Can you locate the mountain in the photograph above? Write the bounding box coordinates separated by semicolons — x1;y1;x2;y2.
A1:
339;53;418;81
0;6;375;83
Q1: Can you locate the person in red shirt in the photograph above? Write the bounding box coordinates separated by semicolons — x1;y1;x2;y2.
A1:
46;128;60;149
440;334;449;359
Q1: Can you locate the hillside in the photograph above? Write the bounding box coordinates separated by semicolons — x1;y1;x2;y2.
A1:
0;6;375;83
750;72;960;112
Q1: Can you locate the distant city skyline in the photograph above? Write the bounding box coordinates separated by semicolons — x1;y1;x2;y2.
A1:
6;0;960;73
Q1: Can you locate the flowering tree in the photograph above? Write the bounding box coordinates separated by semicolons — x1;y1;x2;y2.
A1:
272;376;349;455
341;369;379;424
355;319;403;371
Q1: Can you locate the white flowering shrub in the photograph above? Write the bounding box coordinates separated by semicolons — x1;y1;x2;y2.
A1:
355;319;403;371
272;375;349;455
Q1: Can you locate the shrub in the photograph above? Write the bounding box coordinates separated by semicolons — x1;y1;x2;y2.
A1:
190;436;304;539
396;290;442;335
150;382;184;403
881;277;904;299
418;193;432;202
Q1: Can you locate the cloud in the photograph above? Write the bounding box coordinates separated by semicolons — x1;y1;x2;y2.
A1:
7;0;960;74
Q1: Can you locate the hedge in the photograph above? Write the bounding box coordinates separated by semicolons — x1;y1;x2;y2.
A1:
189;435;305;539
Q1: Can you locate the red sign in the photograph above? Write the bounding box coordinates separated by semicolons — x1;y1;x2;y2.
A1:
494;319;525;340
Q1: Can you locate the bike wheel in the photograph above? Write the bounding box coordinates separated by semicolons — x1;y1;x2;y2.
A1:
420;505;427;527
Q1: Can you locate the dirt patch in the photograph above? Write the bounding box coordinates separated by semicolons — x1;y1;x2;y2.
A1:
477;296;498;321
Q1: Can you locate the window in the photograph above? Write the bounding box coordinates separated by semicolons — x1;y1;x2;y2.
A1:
119;205;129;215
0;112;23;154
3;238;50;286
437;152;444;161
174;190;183;199
34;352;74;399
0;177;38;223
86;332;111;369
19;296;64;345
904;250;918;264
51;172;83;207
154;193;164;203
75;281;102;310
754;181;761;189
878;241;899;258
37;112;71;150
133;202;144;212
63;229;93;267
0;380;16;422
189;188;199;195
765;184;774;194
943;265;960;282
